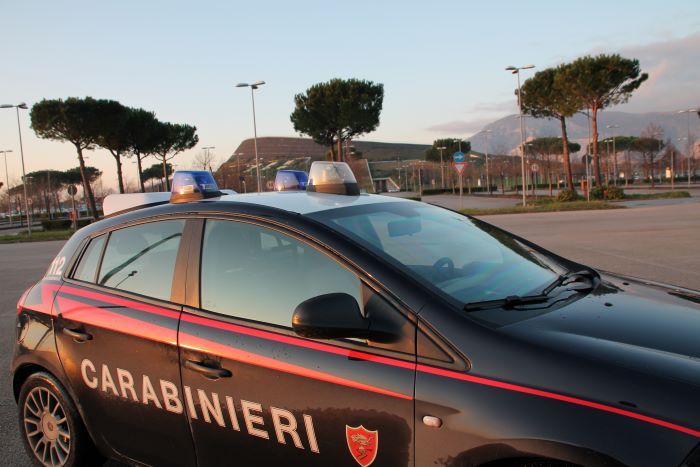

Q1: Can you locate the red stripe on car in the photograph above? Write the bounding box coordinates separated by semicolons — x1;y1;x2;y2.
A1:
56;295;177;346
180;333;413;401
44;286;700;438
416;364;700;438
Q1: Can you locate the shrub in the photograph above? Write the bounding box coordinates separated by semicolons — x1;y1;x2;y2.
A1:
604;185;625;200
556;188;580;202
41;218;91;230
590;187;605;200
420;188;451;196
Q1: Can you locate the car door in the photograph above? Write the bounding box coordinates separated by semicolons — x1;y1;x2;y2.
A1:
54;218;196;466
178;217;416;466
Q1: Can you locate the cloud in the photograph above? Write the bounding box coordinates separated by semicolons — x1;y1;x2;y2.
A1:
426;117;496;135
597;33;700;112
470;100;516;114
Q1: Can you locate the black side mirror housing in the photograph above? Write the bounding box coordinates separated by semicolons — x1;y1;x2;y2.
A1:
292;293;369;340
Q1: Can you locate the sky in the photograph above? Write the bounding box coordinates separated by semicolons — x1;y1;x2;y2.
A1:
1;0;699;190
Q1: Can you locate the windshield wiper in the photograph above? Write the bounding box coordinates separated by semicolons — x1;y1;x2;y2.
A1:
541;269;597;296
464;269;599;312
464;294;550;312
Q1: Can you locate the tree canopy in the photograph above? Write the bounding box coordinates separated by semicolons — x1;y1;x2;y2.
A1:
527;137;580;156
30;97;105;219
520;65;581;189
152;122;198;190
561;54;648;185
425;139;471;162
125;108;162;192
95;100;131;194
290;78;384;160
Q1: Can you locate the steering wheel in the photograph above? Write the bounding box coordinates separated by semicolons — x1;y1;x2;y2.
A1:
432;257;454;281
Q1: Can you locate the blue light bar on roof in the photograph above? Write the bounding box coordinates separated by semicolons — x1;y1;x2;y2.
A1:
170;170;221;203
275;170;309;191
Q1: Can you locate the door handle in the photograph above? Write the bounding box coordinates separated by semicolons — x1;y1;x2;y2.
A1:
185;360;232;380
63;328;93;343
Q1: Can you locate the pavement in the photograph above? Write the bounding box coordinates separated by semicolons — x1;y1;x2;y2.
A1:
0;198;699;464
478;202;700;291
0;241;66;466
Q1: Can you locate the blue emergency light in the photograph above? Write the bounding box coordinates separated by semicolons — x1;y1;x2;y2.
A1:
274;170;309;191
170;170;221;203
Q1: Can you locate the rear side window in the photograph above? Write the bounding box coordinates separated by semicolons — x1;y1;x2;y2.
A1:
97;220;185;301
72;235;106;283
200;219;362;328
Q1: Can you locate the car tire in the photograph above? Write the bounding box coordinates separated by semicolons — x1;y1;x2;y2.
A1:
18;372;105;467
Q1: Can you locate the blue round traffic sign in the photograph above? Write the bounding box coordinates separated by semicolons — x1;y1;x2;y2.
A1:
453;151;465;162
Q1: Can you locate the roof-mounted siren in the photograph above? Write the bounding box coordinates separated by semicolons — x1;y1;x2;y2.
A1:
170;170;222;203
306;162;360;196
274;170;309;191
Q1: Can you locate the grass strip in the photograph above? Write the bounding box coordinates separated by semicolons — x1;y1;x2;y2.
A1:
0;229;74;244
460;200;623;216
621;191;691;200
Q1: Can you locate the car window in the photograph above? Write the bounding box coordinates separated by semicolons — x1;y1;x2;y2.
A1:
72;235;106;283
200;219;362;328
97;220;185;301
312;202;562;306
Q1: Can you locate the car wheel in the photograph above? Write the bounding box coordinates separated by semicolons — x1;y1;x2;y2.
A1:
18;372;104;467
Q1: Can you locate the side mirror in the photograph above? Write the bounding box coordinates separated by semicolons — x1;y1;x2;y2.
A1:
292;293;369;340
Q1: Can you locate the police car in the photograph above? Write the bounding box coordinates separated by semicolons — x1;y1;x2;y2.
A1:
11;163;700;467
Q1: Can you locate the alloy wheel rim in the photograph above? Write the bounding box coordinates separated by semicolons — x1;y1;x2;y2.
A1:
23;387;71;466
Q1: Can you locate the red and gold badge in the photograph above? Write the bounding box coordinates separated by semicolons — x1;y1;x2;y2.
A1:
345;425;378;466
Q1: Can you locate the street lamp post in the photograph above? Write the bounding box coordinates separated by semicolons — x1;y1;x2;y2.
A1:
201;146;215;172
437;146;446;189
677;137;687;190
482;130;492;195
1;102;30;236
678;109;697;188
506;64;535;207
606;124;619;185
1;149;13;225
236;81;265;192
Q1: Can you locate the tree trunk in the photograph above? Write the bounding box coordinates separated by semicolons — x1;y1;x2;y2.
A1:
76;145;99;221
337;136;342;162
161;156;170;191
650;156;655;188
591;107;602;187
625;150;631;186
112;151;125;194
136;152;146;193
559;117;575;191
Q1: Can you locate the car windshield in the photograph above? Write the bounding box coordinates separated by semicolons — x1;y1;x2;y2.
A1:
311;202;563;306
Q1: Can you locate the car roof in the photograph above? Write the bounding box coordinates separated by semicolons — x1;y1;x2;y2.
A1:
205;191;413;215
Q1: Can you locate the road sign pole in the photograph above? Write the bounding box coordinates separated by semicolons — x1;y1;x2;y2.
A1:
71;195;77;231
459;173;463;209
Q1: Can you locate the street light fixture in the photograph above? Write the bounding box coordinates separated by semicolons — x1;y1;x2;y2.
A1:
505;64;535;206
678;109;697;188
236;81;266;192
1;149;13;225
1;102;30;236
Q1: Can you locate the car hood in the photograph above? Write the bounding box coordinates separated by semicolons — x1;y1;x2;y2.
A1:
502;273;700;387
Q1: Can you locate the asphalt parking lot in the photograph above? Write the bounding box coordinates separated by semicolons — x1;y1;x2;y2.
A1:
0;200;698;465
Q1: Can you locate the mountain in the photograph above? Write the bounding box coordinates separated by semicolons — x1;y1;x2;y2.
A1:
470;111;699;155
